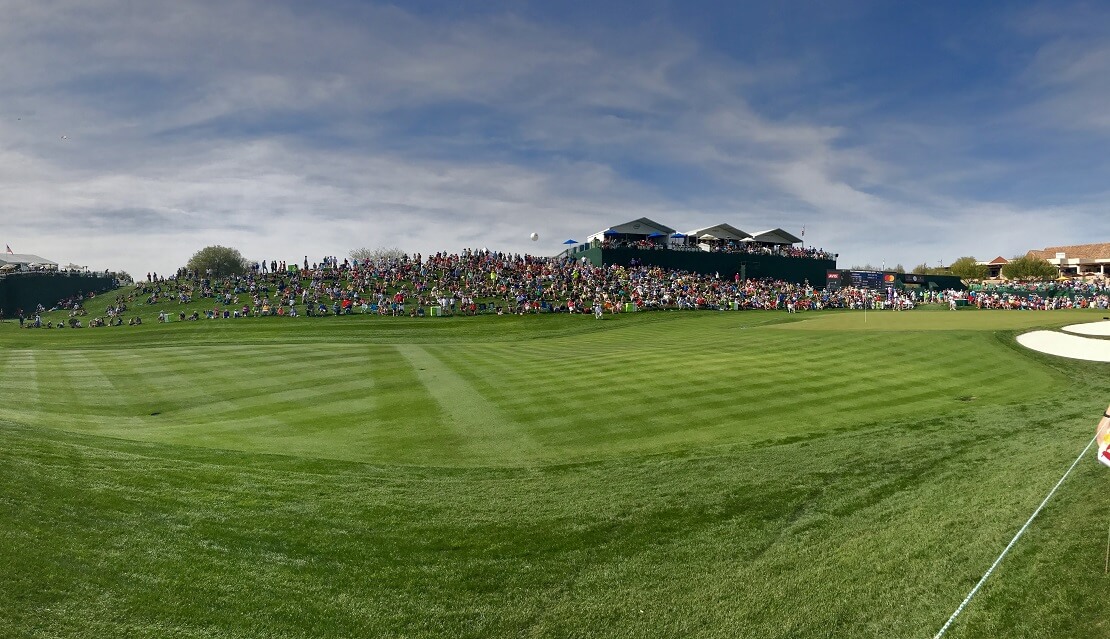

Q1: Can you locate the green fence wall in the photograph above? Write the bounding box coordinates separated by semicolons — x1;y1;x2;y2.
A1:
578;247;835;285
0;273;118;317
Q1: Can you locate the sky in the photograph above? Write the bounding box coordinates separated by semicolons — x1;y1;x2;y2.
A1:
2;0;1110;277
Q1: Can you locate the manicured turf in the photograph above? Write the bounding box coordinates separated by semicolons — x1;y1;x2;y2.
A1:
1;304;1109;637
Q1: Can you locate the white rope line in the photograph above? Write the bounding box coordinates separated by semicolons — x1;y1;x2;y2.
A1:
933;433;1099;639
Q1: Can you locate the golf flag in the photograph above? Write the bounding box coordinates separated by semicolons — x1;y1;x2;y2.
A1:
5;244;11;254
1096;405;1110;468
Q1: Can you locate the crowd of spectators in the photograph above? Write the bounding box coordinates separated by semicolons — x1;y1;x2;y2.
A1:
970;277;1109;296
702;242;836;260
17;253;1110;330
127;250;897;318
966;277;1110;310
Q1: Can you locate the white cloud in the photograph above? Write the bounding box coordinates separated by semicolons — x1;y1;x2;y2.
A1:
1;0;1107;278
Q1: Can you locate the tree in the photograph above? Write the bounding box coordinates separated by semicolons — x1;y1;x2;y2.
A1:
350;246;405;265
1001;255;1058;280
910;263;946;275
948;256;989;281
893;264;905;273
186;245;249;278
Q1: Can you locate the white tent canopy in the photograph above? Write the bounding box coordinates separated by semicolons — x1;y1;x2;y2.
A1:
580;220;808;249
685;224;752;242
0;253;58;269
749;228;803;245
587;217;676;244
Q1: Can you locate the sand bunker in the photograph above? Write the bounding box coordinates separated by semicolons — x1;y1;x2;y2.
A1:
1061;320;1110;337
1018;327;1110;362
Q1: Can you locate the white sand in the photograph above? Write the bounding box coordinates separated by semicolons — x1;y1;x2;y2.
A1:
1017;330;1110;362
1061;320;1110;337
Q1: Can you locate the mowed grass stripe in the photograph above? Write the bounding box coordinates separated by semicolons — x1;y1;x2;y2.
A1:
359;346;474;464
121;343;452;463
497;328;999;448
147;346;370;410
395;344;541;464
52;352;120;405
3;341;489;465
0;350;41;401
30;351;117;434
436;328;1055;456
166;375;376;423
773;308;1109;332
100;349;213;416
0;311;1067;466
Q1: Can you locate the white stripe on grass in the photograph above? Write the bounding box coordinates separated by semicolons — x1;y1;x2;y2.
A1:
0;350;41;412
395;344;541;464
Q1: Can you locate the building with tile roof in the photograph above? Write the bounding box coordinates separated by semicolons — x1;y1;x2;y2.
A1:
1026;243;1110;276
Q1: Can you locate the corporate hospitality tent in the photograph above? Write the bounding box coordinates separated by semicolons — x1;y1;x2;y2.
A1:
748;228;803;245
0;253;58;271
587;217;676;244
684;224;752;242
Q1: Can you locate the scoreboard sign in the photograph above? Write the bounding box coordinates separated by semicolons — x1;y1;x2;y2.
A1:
850;270;884;289
903;273;926;284
830;270;901;290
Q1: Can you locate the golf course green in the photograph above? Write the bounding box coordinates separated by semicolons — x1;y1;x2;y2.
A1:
2;300;1108;638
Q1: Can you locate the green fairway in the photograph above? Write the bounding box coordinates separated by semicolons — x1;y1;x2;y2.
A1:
0;310;1079;466
2;306;1109;637
775;306;1110;332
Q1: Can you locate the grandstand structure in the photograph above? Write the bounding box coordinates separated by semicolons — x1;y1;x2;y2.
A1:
0;251;118;316
571;217;833;285
0;271;118;317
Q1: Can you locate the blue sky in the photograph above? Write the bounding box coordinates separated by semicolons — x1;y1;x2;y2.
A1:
2;0;1109;276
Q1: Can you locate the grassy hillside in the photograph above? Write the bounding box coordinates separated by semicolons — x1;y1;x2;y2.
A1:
1;307;1108;637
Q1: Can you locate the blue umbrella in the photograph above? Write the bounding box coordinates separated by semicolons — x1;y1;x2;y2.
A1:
670;232;687;238
563;239;579;245
647;232;665;238
603;229;620;236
